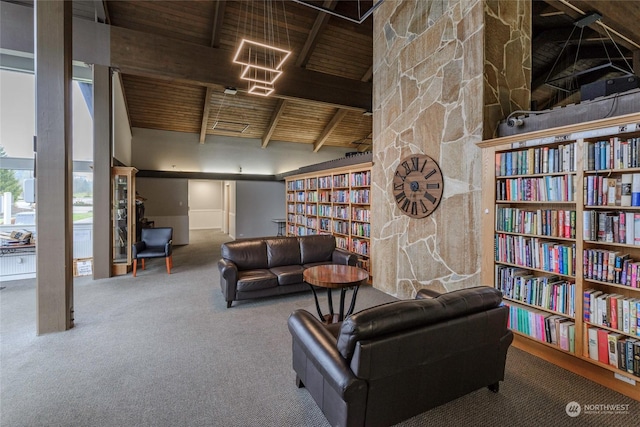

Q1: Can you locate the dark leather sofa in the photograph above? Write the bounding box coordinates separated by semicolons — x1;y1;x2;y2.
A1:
218;235;356;308
287;286;513;427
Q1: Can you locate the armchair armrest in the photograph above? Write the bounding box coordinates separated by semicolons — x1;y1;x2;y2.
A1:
132;241;146;258
332;248;357;266
217;259;238;305
218;258;238;282
165;240;173;256
287;310;366;400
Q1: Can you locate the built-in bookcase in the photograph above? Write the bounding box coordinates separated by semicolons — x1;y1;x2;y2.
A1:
285;163;372;275
479;112;640;401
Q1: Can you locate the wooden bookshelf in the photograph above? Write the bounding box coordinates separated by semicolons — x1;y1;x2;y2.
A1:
478;112;640;401
285;163;372;276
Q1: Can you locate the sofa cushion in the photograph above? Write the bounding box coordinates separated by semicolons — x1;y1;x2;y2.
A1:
221;240;268;270
270;265;305;285
302;261;334;269
337;287;503;360
299;235;335;264
237;269;278;292
266;238;301;268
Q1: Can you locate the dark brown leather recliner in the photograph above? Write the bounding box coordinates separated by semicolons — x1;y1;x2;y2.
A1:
287;286;513;427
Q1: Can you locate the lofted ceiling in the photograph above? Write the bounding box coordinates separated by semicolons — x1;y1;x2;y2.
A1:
68;1;640;152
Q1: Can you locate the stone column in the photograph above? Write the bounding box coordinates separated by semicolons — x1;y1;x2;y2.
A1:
371;0;530;298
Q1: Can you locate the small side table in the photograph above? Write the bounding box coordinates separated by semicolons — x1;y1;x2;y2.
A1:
272;219;286;236
303;264;369;323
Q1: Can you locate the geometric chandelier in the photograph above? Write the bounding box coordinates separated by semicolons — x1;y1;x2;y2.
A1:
233;1;292;96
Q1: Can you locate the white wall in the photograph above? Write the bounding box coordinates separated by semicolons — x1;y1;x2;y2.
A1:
188;180;223;230
113;72;132;166
131;128;354;175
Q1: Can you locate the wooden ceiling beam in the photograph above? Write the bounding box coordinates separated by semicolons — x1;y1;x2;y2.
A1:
262;99;287;148
313;108;348;152
361;65;373;83
211;0;226;49
357;133;372;152
199;87;214;144
199;2;227;144
544;1;640;51
296;0;338;68
110;25;372;111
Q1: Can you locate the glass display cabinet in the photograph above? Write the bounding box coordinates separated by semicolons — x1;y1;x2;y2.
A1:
112;166;137;275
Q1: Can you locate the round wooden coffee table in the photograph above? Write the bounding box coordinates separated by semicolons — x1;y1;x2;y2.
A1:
303;264;369;323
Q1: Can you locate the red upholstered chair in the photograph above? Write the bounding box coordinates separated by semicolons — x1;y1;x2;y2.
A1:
131;227;173;277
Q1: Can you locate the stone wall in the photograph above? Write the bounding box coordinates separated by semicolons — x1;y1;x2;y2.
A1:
371;0;530;298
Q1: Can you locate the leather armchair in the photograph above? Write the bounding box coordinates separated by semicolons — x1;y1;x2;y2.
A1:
132;227;173;277
287;287;513;427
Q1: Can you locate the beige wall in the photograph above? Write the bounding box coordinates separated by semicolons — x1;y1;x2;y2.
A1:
371;0;529;298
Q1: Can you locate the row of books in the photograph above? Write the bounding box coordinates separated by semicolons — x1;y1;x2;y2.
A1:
305;178;317;190
584;174;640;207
350;189;370;204
287;179;304;191
351;222;370;238
351;171;371;187
351;238;369;256
587;328;640;378
333;220;349;235
495;234;576;276
306;205;317;215
582;210;640;245
496;143;577;176
584;137;640;171
495;267;575;316
318;205;332;217
333;206;349;219
351;207;371;222
287;214;306;225
505;303;575;353
583;249;640;288
333;174;349;188
584;289;640;334
496;207;576;239
324;236;369;257
496;175;576;202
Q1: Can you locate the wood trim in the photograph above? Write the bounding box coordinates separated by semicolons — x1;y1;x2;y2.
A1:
262;98;287;148
512;335;639;401
477;111;640;148
313;108;348;152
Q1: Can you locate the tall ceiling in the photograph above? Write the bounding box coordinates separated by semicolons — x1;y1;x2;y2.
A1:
66;1;640;152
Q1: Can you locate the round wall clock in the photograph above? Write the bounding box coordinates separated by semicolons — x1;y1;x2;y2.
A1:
392;154;444;218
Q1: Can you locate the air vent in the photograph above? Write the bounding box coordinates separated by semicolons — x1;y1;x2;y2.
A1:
212;121;249;133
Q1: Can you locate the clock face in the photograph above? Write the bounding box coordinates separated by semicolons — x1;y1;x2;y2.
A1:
392;154;444;218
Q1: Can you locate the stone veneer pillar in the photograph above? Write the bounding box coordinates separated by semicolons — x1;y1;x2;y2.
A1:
371;0;530;298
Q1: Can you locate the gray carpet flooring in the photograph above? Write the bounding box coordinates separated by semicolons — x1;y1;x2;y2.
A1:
1;230;638;426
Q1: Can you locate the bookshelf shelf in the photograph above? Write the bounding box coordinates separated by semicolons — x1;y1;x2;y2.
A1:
479;112;640;400
285;162;372;277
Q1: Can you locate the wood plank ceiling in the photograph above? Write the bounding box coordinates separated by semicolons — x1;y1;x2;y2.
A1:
105;0;374;151
100;0;640;152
